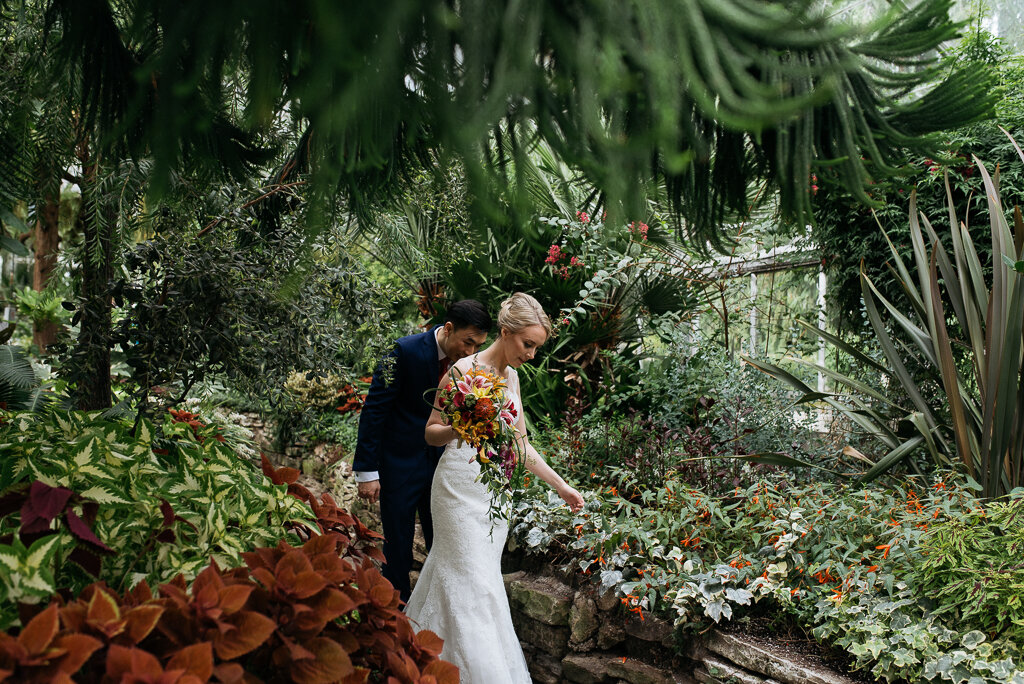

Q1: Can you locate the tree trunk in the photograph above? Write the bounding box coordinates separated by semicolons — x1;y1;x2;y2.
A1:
31;192;61;352
72;149;114;411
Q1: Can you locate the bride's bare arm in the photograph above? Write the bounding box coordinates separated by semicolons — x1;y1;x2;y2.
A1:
425;359;473;446
425;409;458;446
514;419;583;512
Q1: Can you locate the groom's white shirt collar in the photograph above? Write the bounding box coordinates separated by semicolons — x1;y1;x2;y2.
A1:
355;327;446;483
434;326;446;360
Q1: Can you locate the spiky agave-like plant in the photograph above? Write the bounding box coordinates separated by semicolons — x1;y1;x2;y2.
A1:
747;130;1024;498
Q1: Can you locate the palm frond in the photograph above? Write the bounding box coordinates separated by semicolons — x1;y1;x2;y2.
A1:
40;0;996;249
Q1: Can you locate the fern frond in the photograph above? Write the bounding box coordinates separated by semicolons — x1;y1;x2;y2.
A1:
0;345;36;390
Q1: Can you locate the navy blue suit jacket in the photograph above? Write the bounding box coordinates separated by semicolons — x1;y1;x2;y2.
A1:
354;328;444;491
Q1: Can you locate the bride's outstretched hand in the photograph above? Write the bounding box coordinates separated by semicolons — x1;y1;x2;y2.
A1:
558;484;584;513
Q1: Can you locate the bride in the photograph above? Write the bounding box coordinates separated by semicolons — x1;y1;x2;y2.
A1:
407;292;585;683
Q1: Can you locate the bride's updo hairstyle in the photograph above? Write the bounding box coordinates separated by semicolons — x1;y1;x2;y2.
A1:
498;292;552;337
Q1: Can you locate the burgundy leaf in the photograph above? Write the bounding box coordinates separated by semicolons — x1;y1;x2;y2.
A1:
66;511;114;553
29;481;73;519
20;481;73;534
0;491;26;519
68;546;103;577
160;499;176;527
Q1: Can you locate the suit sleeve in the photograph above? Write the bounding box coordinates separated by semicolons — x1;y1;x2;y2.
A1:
353;343;403;473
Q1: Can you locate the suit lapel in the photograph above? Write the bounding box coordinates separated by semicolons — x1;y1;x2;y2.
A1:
422;327;441;384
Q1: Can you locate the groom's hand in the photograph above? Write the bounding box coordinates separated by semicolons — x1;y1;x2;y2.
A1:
357;480;381;504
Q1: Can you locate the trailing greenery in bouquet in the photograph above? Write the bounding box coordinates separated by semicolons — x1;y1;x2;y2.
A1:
435;366;526;522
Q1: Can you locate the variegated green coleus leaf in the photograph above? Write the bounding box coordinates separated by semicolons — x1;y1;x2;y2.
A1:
1;410;316;597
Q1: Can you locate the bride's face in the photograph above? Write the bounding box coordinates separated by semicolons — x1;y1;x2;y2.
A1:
503;325;548;367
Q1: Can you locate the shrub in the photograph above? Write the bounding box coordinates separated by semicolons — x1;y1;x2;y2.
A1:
541;341;825;496
0;416;454;682
0;533;458;683
909;492;1024;643
0;408;316;628
284;371;351;410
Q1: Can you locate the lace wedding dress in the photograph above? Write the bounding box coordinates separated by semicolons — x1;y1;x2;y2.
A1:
405;370;531;684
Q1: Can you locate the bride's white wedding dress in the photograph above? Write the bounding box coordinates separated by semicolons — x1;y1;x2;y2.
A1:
405;370;531;684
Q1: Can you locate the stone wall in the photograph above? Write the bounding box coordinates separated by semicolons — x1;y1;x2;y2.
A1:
502;569;859;684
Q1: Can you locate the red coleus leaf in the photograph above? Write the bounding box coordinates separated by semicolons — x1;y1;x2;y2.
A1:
275;634;316;663
125;582;155;607
261;454;299;486
18;603;59;657
20;481;73;534
289;637;354;684
331;629;360;655
54;633;103;674
301;534;340;558
422;661;460;684
385;650;420;684
160;500;175;527
286;571;330;601
341;667;371;684
105;644;163;680
212;611;276;660
67;546;103;577
66;510;114;553
212;662;245;683
165;642;214;680
311;588;357;623
86;586;126;639
369;583;396;608
412;630;444;658
216;585;253;615
124;605;166;645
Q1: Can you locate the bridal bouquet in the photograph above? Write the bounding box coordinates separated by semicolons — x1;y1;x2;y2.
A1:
436;366;526;521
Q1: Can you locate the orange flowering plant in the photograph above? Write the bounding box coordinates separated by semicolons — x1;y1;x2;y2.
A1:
436;365;526;522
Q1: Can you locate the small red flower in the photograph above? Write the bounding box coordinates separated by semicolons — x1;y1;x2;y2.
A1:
545;244;564;265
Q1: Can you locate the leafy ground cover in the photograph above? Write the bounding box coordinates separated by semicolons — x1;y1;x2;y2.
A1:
0;406;460;683
510;471;1024;684
0;408;316;625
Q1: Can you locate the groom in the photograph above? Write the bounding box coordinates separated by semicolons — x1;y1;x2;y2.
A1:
354;299;491;602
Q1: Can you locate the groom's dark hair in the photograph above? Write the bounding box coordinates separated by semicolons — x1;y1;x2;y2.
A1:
445;299;492;332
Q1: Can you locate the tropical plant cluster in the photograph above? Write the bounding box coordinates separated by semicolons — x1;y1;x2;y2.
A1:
811;45;1024;333
0;406;460;682
0;519;455;683
0;409;317;627
754;145;1024;499
510;472;1024;684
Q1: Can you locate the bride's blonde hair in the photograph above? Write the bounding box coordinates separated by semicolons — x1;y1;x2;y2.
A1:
498;292;552;337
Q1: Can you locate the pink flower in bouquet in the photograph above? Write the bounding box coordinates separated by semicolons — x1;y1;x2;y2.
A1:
499;399;518;428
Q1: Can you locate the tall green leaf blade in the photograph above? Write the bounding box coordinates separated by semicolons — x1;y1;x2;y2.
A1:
795;319;889;375
857;435;926;485
987;272;1024;497
927;250;975;476
974;157;1012;465
862;273;938;368
860;274;938;430
787;356;896;407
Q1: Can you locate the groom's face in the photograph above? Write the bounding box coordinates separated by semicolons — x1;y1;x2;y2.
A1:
443;323;488;360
